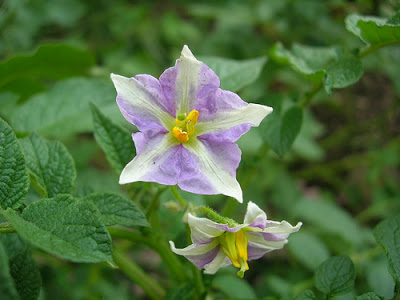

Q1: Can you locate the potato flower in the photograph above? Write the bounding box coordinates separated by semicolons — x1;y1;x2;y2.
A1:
169;202;302;277
111;46;272;202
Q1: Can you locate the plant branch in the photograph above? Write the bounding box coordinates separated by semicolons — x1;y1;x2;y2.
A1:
0;222;16;234
112;245;166;300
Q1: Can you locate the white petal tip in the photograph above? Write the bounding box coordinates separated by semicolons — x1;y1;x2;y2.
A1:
181;45;195;59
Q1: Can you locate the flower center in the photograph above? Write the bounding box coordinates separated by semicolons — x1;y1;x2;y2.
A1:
219;230;249;278
172;109;199;143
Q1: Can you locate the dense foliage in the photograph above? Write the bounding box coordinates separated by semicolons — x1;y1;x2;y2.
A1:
0;0;400;299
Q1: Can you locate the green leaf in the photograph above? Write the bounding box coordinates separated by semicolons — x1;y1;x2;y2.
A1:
324;57;363;93
346;12;400;47
0;44;95;92
213;273;256;299
270;43;339;82
83;193;149;227
0;234;41;300
294;199;365;246
374;215;400;284
271;43;363;92
21;133;76;198
11;78;120;137
165;283;194;300
315;256;356;296
198;56;267;92
0;117;29;209
2;194;113;263
90;103;133;174
293;290;317;300
355;292;382;300
261;98;303;156
365;259;395;299
288;231;330;270
0;241;19;300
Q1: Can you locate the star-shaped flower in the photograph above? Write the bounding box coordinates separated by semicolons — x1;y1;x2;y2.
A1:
111;45;272;202
169;202;302;277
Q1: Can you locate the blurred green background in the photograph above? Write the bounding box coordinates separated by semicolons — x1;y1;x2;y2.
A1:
1;0;400;299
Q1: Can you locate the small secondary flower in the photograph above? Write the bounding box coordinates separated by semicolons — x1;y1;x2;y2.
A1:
169;202;302;277
111;45;272;202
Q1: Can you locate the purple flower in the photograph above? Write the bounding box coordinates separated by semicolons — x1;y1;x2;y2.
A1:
111;46;272;202
169;202;302;277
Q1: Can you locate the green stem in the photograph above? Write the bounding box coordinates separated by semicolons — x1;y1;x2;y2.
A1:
108;227;188;282
0;222;16;234
299;81;323;108
170;185;188;208
112;246;166;300
197;206;237;227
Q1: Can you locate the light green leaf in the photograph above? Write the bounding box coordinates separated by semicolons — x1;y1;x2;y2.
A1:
346;12;400;47
324;57;363;93
2;194;113;263
21;133;76;198
270;43;339;82
83;193;149;227
0;117;29;209
355;292;382;300
294;290;317;300
0;241;19;300
374;215;400;284
11;78;120;137
294;199;365;246
90;103;134;174
0;43;94;93
213;273;256;299
288;231;330;271
261;98;303;156
315;256;356;296
366;259;395;299
0;234;41;300
198;56;267;92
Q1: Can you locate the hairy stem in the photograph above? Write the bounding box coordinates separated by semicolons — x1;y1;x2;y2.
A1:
108;227;188;282
112;245;166;300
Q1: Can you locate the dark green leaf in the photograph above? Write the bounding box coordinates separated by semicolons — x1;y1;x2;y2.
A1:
0;117;29;209
293;290;317;300
90;103;133;174
262;103;303;156
21;133;76;198
83;193;149;227
288;231;330;270
355;292;382;300
346;13;400;47
2;194;113;263
0;241;19;300
0;234;41;300
0;44;95;92
270;43;339;82
11;78;120;137
315;256;356;296
198;56;267;92
165;283;194;300
374;215;400;284
324;57;363;93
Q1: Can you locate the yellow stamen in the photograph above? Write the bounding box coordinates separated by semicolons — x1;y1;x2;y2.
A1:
171;109;199;143
172;126;189;143
219;230;249;276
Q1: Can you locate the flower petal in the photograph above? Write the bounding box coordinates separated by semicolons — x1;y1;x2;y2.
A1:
111;73;174;131
119;133;179;185
169;240;220;269
203;248;231;274
195;103;273;136
184;140;243;202
159;45;220;115
245;221;302;260
188;213;225;243
243;201;267;229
